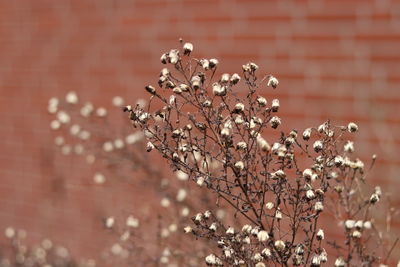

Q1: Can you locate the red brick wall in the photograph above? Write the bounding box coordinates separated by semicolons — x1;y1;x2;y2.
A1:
1;0;399;264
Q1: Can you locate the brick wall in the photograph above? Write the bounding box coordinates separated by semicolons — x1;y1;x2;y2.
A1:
0;0;399;264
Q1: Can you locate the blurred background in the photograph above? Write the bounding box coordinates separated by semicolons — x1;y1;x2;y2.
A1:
0;0;399;265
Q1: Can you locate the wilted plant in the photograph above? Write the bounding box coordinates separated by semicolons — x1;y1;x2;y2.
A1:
127;40;399;266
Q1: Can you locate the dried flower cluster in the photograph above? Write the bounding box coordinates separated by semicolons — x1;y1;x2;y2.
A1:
46;93;219;266
127;41;399;266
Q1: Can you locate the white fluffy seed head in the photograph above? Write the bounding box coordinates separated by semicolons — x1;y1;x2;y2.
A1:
347;122;358;133
257;230;269;242
65;91;78;104
267;76;279;88
183;42;193;55
274;240;286;251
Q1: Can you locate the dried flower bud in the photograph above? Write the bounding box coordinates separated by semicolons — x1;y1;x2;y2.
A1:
230;73;241;84
209;58;219;68
370;193;380;204
347;122;358;133
220;73;230;83
311;255;321;266
257;96;267;106
146;142;154;152
313;140;323;152
168;49;179;64
334;257;346;267
226;227;235;235
105;217;115;228
303;128;312;140
352;230;362;238
272;169;286;179
306;190;315;200
234;161;245;171
354;220;363;229
316;229;324;240
265;202;274;210
270;116;281;129
233;103;245;113
160;53;168;64
242;224;252;233
236;141;247;150
257;230;269;242
314;201;324;212
320;249;328;263
363;221;372;229
235;115;244;125
253;253;263;262
200;59;210;70
66;91;78;104
183;42;193;55
345;220;355;229
221;127;230;137
271;99;280;112
126;216;139;228
275;209;283;219
173;86;182;94
334;155;344;166
191;75;202;89
267;75;279;88
274;240;286;251
344;141;354;153
303;169;313;180
212;82;227;96
209;223;217;232
196;176;205;187
262;248;271;258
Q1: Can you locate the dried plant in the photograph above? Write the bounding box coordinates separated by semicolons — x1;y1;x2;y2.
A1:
46;94;220;266
126;40;399;266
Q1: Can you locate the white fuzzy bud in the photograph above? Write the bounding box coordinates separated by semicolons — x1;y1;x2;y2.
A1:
209;58;219;68
220;73;230;83
183;42;193;55
345;220;355;229
126;216;139;228
303;128;312;140
344;141;354;153
313;140;323;152
196;176;205;187
221;127;230;137
209;223;217;232
267;76;279;88
271;98;280;112
212;82;227;96
334;257;346;267
257;96;267;106
230;73;241;84
257;230;269;242
270;116;281;129
306;190;315;200
226;227;235;235
234;161;245;171
347;122;358;133
265;202;274;210
316;229;324;240
65;91;78;104
314;201;324;212
242;224;252;233
274;240;286;251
